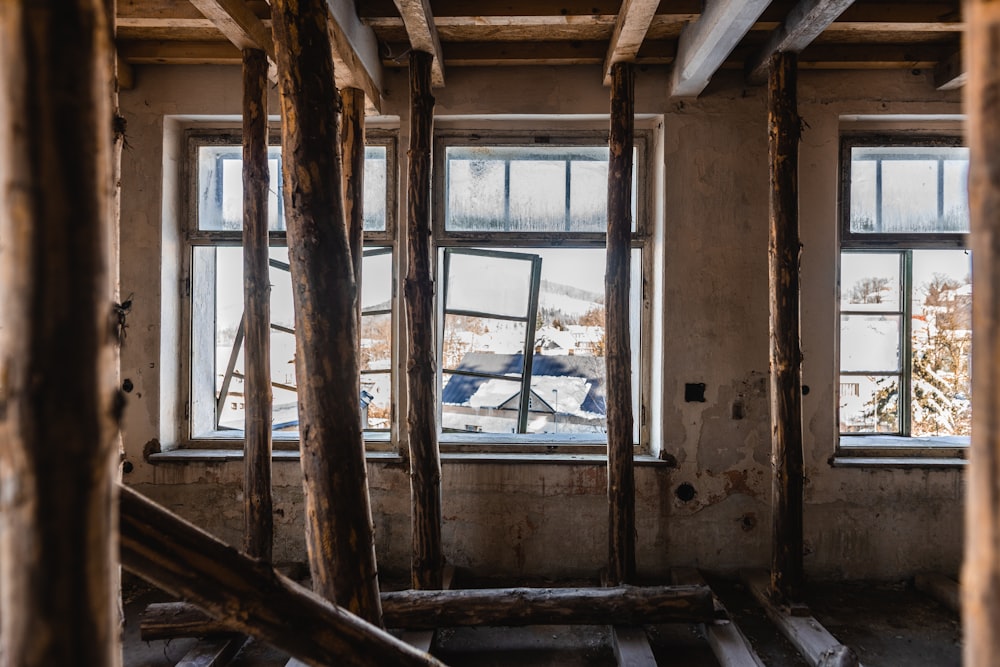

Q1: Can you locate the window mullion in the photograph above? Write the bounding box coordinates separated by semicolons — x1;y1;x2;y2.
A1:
900;250;913;437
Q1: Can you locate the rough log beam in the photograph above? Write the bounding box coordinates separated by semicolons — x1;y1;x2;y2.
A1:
606;61;637;586
188;0;276;61
119;486;443;667
141;585;714;638
669;0;771;97
767;51;805;603
602;0;660;85
270;0;383;625
404;50;444;591
745;0;856;84
964;1;1000;665
242;47;273;563
0;2;120;666
392;0;446;86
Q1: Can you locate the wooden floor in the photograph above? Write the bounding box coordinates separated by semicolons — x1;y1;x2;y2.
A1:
122;573;960;667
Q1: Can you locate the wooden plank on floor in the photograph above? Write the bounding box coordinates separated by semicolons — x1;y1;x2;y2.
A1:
742;570;861;667
914;572;960;614
401;565;455;652
672;568;765;667
176;637;245;667
612;626;657;667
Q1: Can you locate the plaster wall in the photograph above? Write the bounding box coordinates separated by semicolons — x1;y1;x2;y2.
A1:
119;63;964;581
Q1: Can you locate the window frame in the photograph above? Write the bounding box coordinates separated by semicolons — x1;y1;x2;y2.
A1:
431;130;653;454
837;132;969;459
177;128;398;450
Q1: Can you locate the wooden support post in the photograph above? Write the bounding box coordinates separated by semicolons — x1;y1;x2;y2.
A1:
404;49;444;591
141;583;714;637
242;46;273;562
767;51;804;603
0;3;120;666
964;2;1000;664
606;61;636;586
342;86;366;329
119;485;444;667
269;0;383;625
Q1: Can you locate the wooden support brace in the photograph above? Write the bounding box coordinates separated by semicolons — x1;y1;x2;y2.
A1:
176;637;247;667
404;49;444;591
767;50;805;603
606;60;637;586
743;570;861;667
611;626;657;667
270;0;383;626
120;485;444;667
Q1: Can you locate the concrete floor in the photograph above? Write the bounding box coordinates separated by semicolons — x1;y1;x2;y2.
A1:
122;574;961;666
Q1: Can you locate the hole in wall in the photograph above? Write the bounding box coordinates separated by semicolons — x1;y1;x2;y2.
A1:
684;383;706;402
675;482;696;502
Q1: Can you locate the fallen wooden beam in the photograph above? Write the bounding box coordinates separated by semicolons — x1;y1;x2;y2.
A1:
743;570;861;667
611;626;657;667
176;637;247;667
672;569;765;667
914;572;960;614
141;584;714;638
120;485;444;667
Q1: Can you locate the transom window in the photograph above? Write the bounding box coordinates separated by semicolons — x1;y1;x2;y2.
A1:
434;133;648;448
184;130;396;445
838;135;970;446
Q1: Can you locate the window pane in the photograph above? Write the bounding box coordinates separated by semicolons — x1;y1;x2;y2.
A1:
447;158;506;230
839;375;899;433
363;146;387;232
910;249;972;437
526;357;606;434
361;313;392;372
509;160;566;231
840;252;900;311
361;250;392;313
197;145;284;231
850;146;969;233
361;371;391;430
445;251;536;319
840;314;900;372
444;145;637;233
442;315;528;370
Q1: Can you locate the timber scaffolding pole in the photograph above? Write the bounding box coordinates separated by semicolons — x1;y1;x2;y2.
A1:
767;50;805;603
269;0;383;626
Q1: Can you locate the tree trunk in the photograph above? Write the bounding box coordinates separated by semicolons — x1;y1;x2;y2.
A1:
142;584;714;638
242;47;274;563
0;2;120;665
404;50;444;591
269;0;382;625
120;486;442;667
606;61;637;586
963;2;1000;665
767;51;804;603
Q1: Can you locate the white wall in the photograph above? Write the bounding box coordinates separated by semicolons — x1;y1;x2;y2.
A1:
119;63;964;580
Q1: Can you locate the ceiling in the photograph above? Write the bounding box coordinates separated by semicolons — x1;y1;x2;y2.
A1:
115;0;964;104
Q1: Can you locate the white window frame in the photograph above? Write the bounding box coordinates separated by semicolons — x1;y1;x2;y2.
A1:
836;132;969;460
431;130;653;455
178;128;397;450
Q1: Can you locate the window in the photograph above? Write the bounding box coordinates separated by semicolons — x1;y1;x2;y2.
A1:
838;135;970;449
183;130;396;446
434;133;648;449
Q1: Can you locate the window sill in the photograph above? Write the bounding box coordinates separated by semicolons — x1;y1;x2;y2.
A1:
147;449;674;467
833;434;968;468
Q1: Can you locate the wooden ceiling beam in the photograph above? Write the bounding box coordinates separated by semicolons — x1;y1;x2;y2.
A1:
118;39;243;64
326;0;386;111
746;0;856;84
603;0;663;85
392;0;446;86
669;0;771;97
188;0;275;61
934;50;966;89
